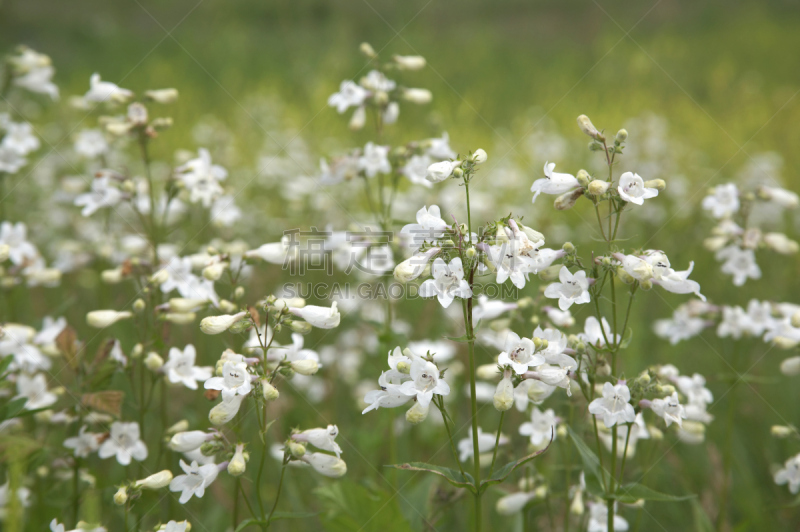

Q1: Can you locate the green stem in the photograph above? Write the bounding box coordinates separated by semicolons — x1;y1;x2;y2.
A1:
462;296;481;531
267;457;289;525
608;425;618;532
138;134;159;263
436;397;466;476
488;411;505;478
592;417;608;492
233;478;240;529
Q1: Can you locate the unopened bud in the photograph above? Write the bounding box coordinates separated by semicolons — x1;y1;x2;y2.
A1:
288;441;306;458
133;298;146;313
577;114;604;141
639;279;653;291
234;286;245;300
562;242;575;254
493;377;514;412
114;487;128;505
576;169;590;188
472;149;487;164
261;380;279;401
780;356;800;376
290;359;319;376
644;179;666;191
771;425;795;438
554;188;584;210
359;42;377;58
405;401;430;424
145;352;164;371
615;129;628;143
588;180;610;196
289;320;313;334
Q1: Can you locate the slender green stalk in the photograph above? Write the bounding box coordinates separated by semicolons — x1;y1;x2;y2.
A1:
436;397;466;476
619;422;633;481
267;457;289;525
462;298;482;531
608;425;618;532
488;411;505;477
233;478;240;529
592;417;608;492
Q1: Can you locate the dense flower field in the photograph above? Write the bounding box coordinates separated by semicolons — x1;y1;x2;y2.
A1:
1;4;800;530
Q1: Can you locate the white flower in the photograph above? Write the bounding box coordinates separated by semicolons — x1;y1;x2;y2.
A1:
163;521;190;532
14;373;57;409
358;142;391;177
228;444;247;476
362;371;413;414
544;266;591;310
289;302;341;329
397;358;450;408
493;376;514;411
0;222;38;265
84;73;133;104
419;257;472;308
163;344;212;390
292;425;342;458
300;452;347;478
425;160;460;183
394;54;426;70
0;144;27;173
98;422;148;465
10;48;58;99
653;307;707;345
204;359;252;398
2;122;39;155
579;316;618;348
400;205;449;250
649;392;686;427
135;470;174;489
472;295;518;323
760;185;799;209
544;307;575;328
716;245;761;286
394;247;440;282
588;501;628;532
496;492;537;516
519;407;558;448
199;312;247;335
169;431;211;453
426;132;457;160
169;460;220;503
702;183;739;218
457;427;508;462
175;148;228;207
588;382;636;428
401;154;433;187
74;176;123;217
497;331;544;375
675;373;713;407
617;172;658;205
328;80;369;113
774;453;800;494
244;236;294;264
533;326;576;369
64;425;101;458
530;365;572;395
86;310;133;328
531;162;579;203
208;394;246;425
362;70;396;91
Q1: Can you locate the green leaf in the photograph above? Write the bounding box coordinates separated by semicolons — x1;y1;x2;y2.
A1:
619;326;634;349
0;355;14;378
388;462;475;492
566;426;605;496
0;397;29;422
314;480;415;532
614;482;694;503
443;333;471;343
270;511;319;520
479;443;550;492
234;518;265;532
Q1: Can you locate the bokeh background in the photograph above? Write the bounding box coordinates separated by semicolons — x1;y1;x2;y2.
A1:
2;0;800;530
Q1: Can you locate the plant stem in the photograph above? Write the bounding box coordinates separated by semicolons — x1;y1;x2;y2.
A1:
608;425;618;532
488;411;505;477
462;298;482;532
267;457;289;525
592;417;608;491
437;397;466;476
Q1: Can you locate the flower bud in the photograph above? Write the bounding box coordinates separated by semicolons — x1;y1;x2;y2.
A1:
639;279;653;291
86;310;133;328
405;401;430;424
496;492;535;516
145;352;164;371
425;160;460;183
774;337;799;350
209;395;246;426
771;425;795;438
200;312;247;335
493;377;514;411
164;312;196;325
0;243;9;262
169;431;209;452
359;42;377;58
135;470;173;489
101;268;125;284
403;88;432;104
780;356;800;376
466;246;476;258
577;114;604;141
234;286;245;300
576;169;590;187
476;364;501;380
167;420;189;434
764;233;799;255
218;300;238;314
615;129;628;143
131;343;143;359
202;262;228;281
394;247;440;282
228;444;247;477
144;88;179;104
562;242;575;254
349;105;366;130
133;298;146;313
616;267;635;285
472;149;487;164
393;55;426;70
261;380;280;401
554;188;584;210
301;452;347;478
168;298;207;313
113;487;128;505
290;359;319;376
644;179;666;191
150;269;170;285
588;180;610;196
570;489;584;515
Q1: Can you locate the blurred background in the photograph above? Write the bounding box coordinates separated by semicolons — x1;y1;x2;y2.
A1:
2;0;800;530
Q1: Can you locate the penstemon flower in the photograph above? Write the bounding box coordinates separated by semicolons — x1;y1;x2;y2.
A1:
588;382;636;428
163;344;213;390
419;257;472;308
169;460;222;503
544;266;591;310
98;422;148;466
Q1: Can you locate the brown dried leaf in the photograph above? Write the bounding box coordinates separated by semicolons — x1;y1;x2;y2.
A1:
94;338;117;365
56;326;79;369
204;389;220;401
248;306;261;329
81;391;124;418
